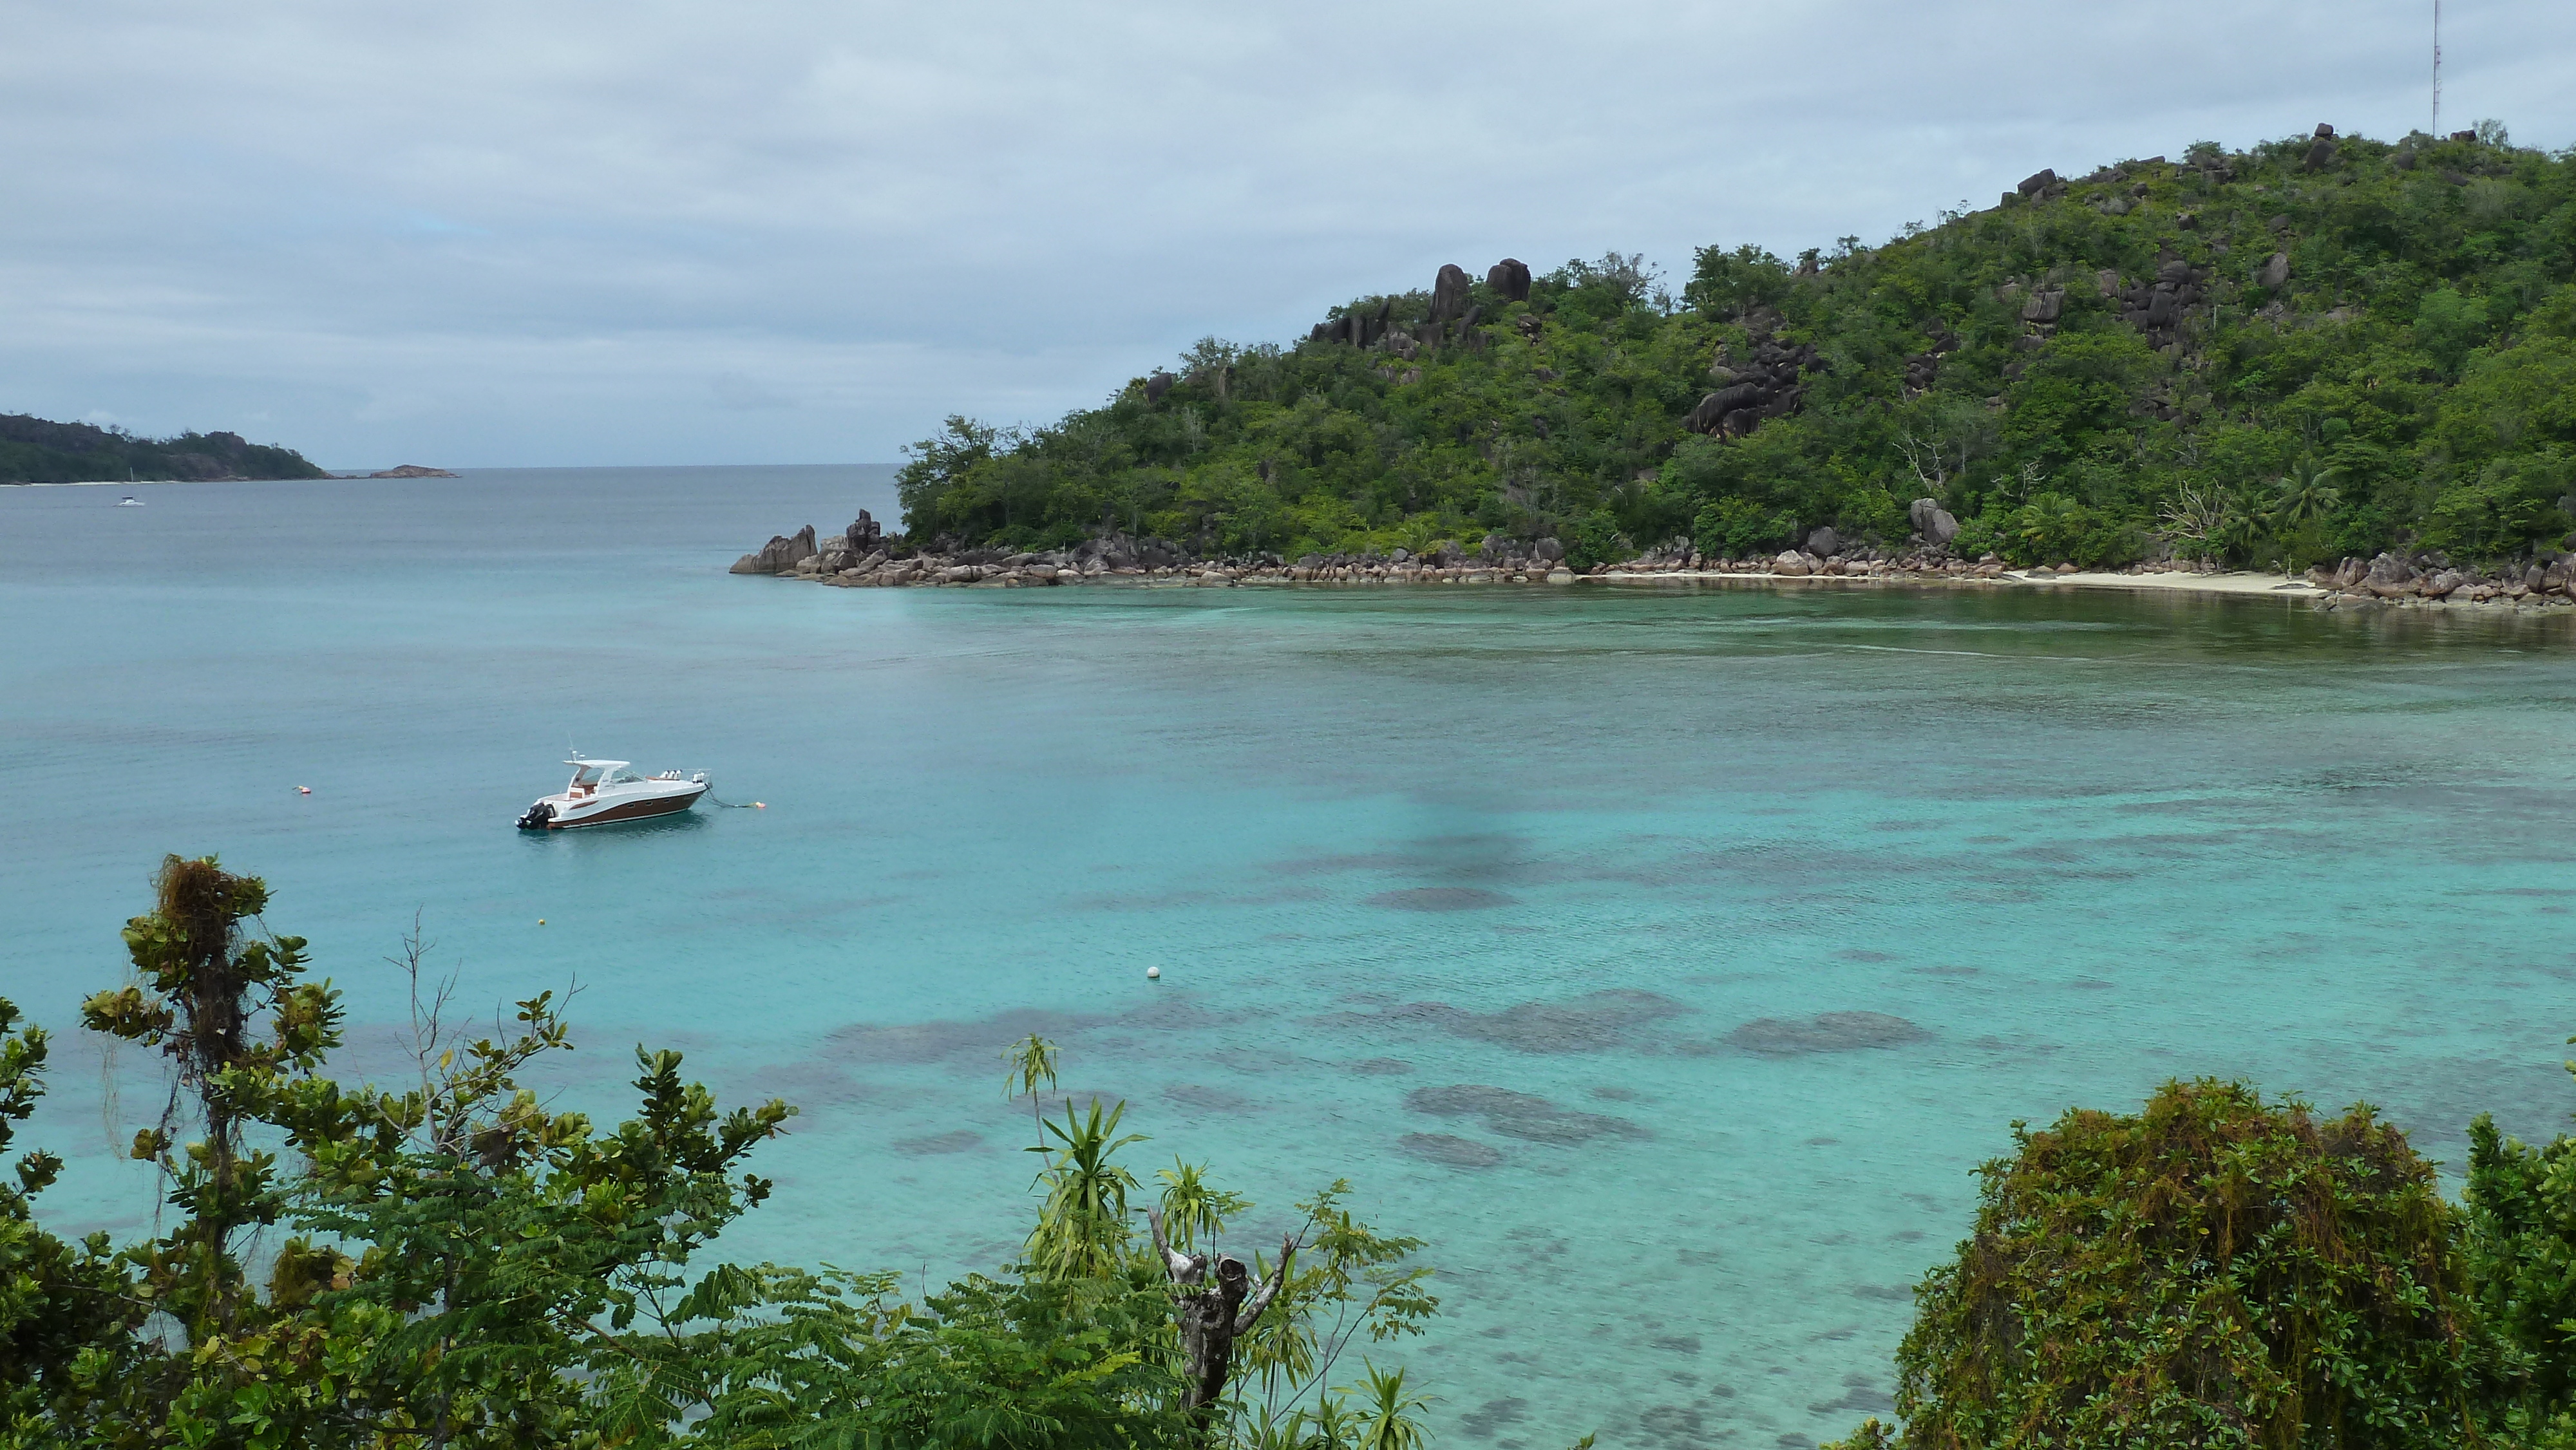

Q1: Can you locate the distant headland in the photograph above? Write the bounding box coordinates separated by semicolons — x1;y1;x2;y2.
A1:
0;413;328;484
770;123;2575;605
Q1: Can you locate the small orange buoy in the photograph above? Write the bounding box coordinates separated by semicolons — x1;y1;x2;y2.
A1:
538;919;546;925
296;786;312;795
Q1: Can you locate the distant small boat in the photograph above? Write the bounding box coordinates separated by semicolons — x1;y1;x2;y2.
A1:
516;758;708;829
117;496;144;507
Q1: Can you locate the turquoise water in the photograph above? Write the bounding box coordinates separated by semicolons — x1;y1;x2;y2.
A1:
6;469;2576;1447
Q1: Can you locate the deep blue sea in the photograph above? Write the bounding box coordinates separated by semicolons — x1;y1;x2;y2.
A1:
6;467;2575;1447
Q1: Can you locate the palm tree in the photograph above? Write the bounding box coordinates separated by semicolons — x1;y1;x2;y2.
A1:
2267;456;2345;532
1000;1033;1057;1153
2012;491;2087;563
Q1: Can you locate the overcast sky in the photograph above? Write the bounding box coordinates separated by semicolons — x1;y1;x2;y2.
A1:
3;2;2569;469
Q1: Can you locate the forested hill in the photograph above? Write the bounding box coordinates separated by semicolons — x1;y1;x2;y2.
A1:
0;413;329;484
896;123;2576;572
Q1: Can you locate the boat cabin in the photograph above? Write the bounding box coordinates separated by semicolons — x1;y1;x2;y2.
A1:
564;758;643;797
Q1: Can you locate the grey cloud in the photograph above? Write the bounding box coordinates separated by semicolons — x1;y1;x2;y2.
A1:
1;1;2569;467
711;372;795;411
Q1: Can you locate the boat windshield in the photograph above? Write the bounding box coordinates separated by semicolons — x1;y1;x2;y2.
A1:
607;769;644;784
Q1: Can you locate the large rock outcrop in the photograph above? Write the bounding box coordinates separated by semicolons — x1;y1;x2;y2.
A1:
1909;498;1960;546
1685;334;1819;438
731;523;817;574
1310;297;1397;348
1307;258;1530;351
1902;326;1960;397
2302;123;2338;173
1432;263;1473;323
2099;254;2210;349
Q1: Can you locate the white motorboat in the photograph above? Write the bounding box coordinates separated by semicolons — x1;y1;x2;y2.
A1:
516;758;708;829
117;496;144;507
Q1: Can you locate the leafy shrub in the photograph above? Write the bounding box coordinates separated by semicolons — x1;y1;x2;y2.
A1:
1692;497;1798;559
1972;493;2143;567
1947;513;2000;561
2416;287;2486;379
1562;513;1626;571
2466;1043;2576;1438
1893;1079;2477;1450
2421;451;2575;557
1835;486;1912;547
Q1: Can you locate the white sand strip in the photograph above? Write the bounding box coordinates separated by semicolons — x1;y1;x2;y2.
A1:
2011;569;2322;596
1588;567;2324;598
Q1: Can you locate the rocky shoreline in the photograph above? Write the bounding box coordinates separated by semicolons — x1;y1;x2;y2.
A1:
730;510;2576;612
731;513;1587;588
2303;551;2576;612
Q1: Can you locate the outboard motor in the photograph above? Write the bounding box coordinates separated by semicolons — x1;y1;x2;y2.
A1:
516;801;556;831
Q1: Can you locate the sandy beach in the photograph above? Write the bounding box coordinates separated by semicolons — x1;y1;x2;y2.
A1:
1585;565;2326;599
2002;569;2322;596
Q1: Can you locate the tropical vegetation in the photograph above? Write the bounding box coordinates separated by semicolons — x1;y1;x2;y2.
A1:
0;414;327;485
1823;1066;2576;1450
897;122;2576;574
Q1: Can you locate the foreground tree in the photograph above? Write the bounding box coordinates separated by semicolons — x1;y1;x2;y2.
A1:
1148;1206;1296;1426
2467;1039;2576;1449
0;856;1448;1449
27;856;799;1446
1889;1078;2478;1450
0;999;138;1435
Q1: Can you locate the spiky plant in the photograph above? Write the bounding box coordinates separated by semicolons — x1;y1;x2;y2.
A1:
1155;1158;1248;1255
1345;1362;1430;1450
1025;1098;1144;1280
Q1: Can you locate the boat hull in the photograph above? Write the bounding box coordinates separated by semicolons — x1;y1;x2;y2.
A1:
524;783;707;829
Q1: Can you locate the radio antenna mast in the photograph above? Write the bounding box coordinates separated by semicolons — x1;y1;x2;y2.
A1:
2431;0;2443;135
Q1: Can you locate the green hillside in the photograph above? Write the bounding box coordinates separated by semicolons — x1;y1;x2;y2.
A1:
897;122;2576;572
0;413;328;484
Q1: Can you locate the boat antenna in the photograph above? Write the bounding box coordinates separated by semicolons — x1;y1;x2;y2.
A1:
2431;0;2442;136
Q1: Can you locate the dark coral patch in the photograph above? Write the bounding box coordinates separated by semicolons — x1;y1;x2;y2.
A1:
1406;1084;1649;1144
1164;1083;1253;1113
1399;1132;1505;1168
892;1129;983;1156
1366;886;1516;912
1459;1396;1529;1436
1725;1012;1929;1057
1313;989;1690;1053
